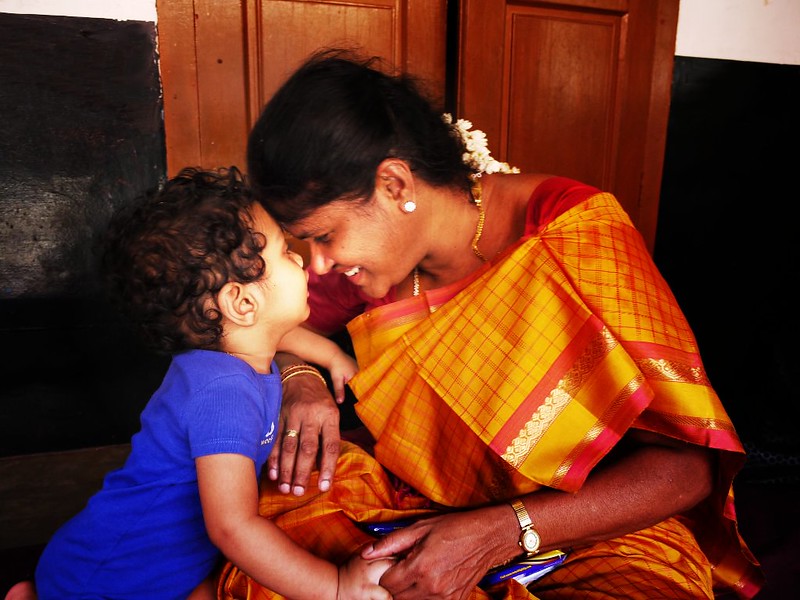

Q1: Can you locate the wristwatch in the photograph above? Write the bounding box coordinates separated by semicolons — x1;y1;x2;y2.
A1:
510;499;541;556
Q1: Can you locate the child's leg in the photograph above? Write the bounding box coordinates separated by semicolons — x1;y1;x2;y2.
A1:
186;576;217;600
4;581;37;600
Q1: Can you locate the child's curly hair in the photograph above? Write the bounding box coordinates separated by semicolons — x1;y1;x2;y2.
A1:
101;167;267;354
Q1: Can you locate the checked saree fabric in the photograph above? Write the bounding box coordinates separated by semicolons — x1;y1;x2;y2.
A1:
219;185;763;599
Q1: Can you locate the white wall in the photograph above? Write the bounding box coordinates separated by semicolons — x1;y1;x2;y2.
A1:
1;0;798;64
676;0;800;65
0;0;156;22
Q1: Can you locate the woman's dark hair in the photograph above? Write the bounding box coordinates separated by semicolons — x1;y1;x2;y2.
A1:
247;48;474;225
101;167;266;354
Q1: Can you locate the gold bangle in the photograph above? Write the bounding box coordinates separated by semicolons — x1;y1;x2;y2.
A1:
280;364;322;378
279;365;327;387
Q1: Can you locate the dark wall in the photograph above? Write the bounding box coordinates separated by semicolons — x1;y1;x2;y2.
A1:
0;13;169;456
654;56;800;483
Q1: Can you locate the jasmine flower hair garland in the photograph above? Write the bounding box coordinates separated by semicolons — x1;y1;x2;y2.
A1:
442;113;521;177
445;113;519;263
413;114;520;296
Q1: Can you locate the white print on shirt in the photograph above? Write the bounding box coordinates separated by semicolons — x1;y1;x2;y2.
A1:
261;421;275;446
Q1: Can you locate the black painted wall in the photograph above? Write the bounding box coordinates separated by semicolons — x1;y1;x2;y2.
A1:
0;13;798;475
654;56;800;482
0;13;169;456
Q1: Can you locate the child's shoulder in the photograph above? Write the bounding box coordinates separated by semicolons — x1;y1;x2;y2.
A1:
171;350;279;382
170;350;246;383
173;348;245;366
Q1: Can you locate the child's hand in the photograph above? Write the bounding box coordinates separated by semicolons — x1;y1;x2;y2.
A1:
328;351;358;404
337;553;394;600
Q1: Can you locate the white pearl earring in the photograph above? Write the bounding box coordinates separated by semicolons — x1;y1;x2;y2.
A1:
402;200;417;213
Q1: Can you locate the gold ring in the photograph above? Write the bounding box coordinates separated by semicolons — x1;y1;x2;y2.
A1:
285;429;299;438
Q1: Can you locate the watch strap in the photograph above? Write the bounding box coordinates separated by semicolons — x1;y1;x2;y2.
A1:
510;499;541;555
510;499;532;529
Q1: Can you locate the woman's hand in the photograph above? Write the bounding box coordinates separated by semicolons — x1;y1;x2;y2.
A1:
363;506;516;600
270;354;341;496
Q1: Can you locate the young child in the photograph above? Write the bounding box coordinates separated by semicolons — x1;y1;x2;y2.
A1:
21;167;391;600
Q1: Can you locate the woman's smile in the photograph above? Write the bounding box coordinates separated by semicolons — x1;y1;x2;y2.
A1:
342;265;366;287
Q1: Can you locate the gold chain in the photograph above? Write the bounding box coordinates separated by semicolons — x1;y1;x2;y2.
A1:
470;178;487;262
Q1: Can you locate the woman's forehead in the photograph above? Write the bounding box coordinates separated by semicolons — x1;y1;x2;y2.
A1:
287;198;375;238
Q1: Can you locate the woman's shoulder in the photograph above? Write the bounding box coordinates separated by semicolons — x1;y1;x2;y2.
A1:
489;172;597;206
488;173;601;235
523;175;602;230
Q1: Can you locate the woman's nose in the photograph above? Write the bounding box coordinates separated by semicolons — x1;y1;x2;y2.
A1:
308;245;335;275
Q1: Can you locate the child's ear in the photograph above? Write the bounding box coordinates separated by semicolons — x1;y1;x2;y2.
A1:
217;282;257;326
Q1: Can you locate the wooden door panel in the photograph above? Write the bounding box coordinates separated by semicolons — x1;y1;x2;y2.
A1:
504;7;622;189
195;0;251;171
158;0;253;173
459;0;679;251
252;1;399;112
158;0;446;177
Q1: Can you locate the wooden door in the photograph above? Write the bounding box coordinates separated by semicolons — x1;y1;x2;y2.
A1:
458;0;679;251
157;0;447;176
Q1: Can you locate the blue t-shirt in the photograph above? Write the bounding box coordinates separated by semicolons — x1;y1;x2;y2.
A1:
35;350;281;599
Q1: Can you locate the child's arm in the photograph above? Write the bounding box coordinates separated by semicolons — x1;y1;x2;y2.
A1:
278;327;358;403
197;454;392;600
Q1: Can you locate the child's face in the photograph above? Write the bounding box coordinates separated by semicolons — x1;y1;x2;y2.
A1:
251;203;310;329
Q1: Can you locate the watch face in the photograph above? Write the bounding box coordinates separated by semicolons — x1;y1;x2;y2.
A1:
521;528;541;554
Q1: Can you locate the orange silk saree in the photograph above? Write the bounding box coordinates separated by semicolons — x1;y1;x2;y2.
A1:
219;191;762;599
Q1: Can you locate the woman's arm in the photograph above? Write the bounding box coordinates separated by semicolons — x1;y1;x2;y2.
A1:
363;430;714;600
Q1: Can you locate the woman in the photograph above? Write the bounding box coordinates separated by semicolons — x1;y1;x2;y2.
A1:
219;49;763;600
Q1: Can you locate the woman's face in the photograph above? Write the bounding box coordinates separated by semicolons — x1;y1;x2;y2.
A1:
285;195;414;299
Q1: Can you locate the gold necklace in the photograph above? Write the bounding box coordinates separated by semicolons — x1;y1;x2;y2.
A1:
412;179;486;297
470;178;487;262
